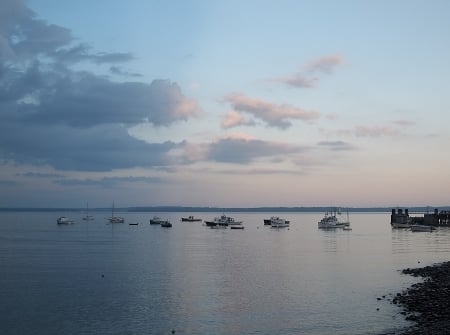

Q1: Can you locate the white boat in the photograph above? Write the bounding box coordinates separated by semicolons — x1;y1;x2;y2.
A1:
107;202;124;223
150;216;163;224
410;225;434;232
82;202;94;221
57;216;73;224
270;217;290;228
204;214;243;227
318;209;349;229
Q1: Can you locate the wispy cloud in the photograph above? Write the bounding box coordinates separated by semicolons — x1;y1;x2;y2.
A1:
275;54;344;88
206;136;306;164
275;75;317;88
317;141;356;151
393;119;416;126
16;172;65;178
303;54;344;74
224;93;320;129
54;176;164;188
355;126;400;137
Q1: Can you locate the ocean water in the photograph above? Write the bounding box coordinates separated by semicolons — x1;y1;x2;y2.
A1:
1;211;450;335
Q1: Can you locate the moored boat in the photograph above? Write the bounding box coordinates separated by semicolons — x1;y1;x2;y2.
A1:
410;224;434;232
318;209;348;229
181;215;202;222
204;214;243;227
270;217;290;228
160;219;172;228
264;216;290;225
150;216;163;224
57;216;73;224
107;202;124;223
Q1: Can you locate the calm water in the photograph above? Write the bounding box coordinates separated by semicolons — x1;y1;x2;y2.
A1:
1;211;450;335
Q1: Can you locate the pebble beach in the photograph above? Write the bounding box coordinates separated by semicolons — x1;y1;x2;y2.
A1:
383;261;450;335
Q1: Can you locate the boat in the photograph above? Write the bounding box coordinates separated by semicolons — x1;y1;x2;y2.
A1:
410;225;434;232
107;202;124;223
128;223;139;226
204;214;243;227
230;225;245;230
264;216;290;225
270;217;290;228
181;215;202;222
318;209;348;229
150;216;163;224
82;202;94;221
160;219;172;228
57;216;73;224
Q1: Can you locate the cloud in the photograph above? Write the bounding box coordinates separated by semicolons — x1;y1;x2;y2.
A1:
0;122;184;171
221;110;256;129
54;176;164;188
224;93;320;129
19;72;201;128
109;66;143;77
317;141;356;151
304;54;344;74
355;126;400;137
275;54;344;88
276;75;317;88
393;119;415;126
16;172;65;178
0;0;201;173
207;136;306;164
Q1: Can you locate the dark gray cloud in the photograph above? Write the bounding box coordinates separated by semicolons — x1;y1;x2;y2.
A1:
317;141;356;151
0;0;201;172
55;176;165;188
16;172;65;178
207;137;305;164
0;122;180;171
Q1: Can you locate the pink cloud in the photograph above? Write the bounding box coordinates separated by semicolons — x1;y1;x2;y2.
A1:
304;54;345;74
276;75;317;88
221;111;255;129
224;93;320;129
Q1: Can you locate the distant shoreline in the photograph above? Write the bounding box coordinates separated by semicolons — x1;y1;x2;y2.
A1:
0;206;449;213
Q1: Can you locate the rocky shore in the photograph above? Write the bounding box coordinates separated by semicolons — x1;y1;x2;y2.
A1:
383;261;450;335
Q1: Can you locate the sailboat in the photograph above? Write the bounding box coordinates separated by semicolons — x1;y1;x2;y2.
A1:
107;202;124;223
82;202;94;221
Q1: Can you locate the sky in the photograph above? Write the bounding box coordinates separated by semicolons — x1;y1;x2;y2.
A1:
1;0;450;208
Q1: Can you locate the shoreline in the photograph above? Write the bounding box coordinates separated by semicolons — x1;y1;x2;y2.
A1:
382;261;450;335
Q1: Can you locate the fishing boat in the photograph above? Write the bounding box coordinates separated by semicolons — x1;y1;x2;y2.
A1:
270;217;290;228
150;216;163;224
107;202;124;223
318;208;349;229
160;219;172;228
57;216;73;224
204;214;243;227
181;215;202;222
264;216;290;225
